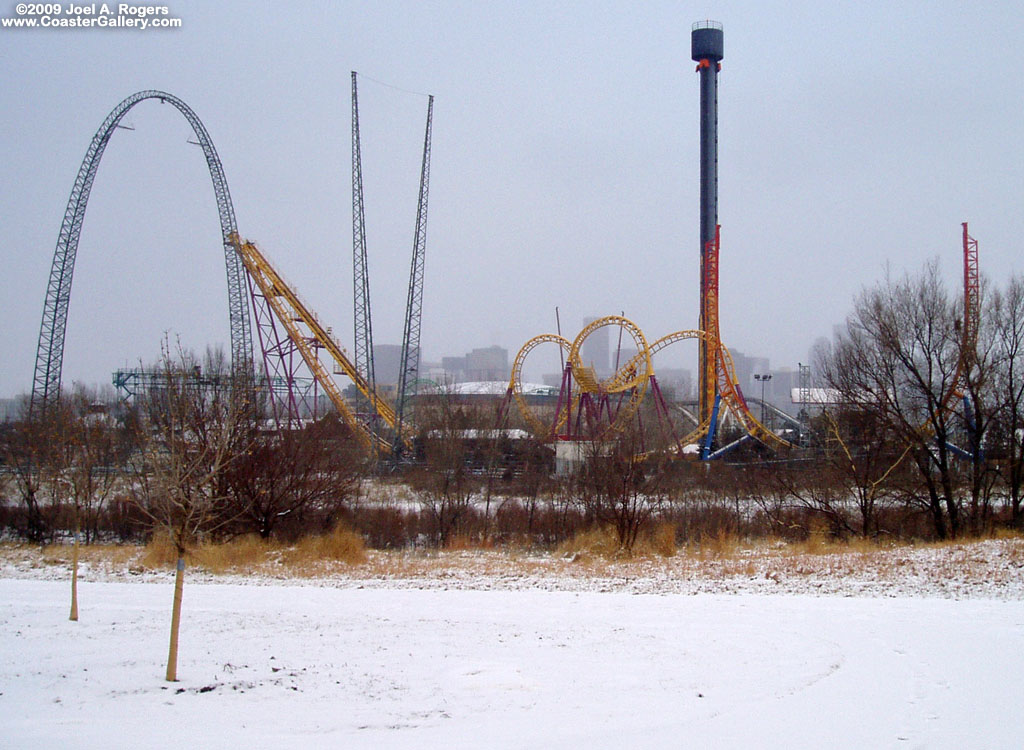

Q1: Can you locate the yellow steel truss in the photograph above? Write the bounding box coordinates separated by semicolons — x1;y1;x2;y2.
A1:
231;235;410;454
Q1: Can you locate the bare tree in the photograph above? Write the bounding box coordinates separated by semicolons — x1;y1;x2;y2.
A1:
825;262;967;539
571;425;669;553
225;418;362;539
63;389;124;621
129;344;252;681
410;387;479;547
957;282;1002;534
6;399;63;544
815;407;909;538
501;442;557;544
989;275;1024;527
3;389;130;619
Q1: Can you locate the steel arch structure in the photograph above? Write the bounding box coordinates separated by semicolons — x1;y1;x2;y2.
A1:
30;90;252;415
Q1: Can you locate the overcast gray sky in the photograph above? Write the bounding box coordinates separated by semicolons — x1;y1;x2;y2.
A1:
2;0;1023;397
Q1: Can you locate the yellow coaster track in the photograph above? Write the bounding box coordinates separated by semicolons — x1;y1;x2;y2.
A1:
231;235;411;454
510;317;790;455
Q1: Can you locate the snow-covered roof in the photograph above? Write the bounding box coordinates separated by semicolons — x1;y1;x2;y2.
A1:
426;428;533;440
438;381;557;397
447;381;509;396
790;387;842;405
518;383;558;397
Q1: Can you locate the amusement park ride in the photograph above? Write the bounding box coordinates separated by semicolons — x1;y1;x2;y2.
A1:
505;22;787;460
29;26;984;465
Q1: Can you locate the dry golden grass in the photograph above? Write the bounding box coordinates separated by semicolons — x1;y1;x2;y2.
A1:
841;535;894;553
1006;540;1024;568
687;528;743;560
787;518;832;555
4;532;1020;589
444;534;494;551
140;533;180;569
645;522;678;558
40;542;139;568
991;527;1024;541
138;525;368;574
194;535;274;574
286;523;368;568
553;523;679;560
555;526;622;560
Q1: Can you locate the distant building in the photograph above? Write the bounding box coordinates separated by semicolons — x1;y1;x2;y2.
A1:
654;367;693;402
372;344;407;386
0;398;24;422
581;316;611;378
616;346;640;370
466;346;509;382
769;368;800;410
789;387;841;406
439;345;509;383
419;360;446;384
418;380;554;405
542;371;564;389
440;356;467;382
728;348;769;400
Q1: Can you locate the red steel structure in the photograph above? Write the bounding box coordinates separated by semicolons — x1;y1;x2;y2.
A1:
963;222;980;356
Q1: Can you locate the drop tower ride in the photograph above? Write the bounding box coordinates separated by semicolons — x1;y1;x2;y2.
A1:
692;20;724;426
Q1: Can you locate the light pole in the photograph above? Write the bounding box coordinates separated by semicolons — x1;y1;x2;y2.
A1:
754;373;772;425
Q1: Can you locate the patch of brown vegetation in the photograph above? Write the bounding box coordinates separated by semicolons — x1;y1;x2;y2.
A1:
136;525;368;575
41;542;140;569
687;528;744;560
646;522;678;558
286;523;368;569
556;527;622;560
552;523;680;561
3;537;1022;595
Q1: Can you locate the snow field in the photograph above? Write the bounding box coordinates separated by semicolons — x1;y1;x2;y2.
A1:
2;578;1023;748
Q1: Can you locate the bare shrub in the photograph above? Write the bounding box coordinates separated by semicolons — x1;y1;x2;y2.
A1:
668;499;743;546
225;418;362;540
349;506;413;549
569;426;672;553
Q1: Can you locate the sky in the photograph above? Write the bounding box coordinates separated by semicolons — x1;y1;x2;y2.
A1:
2;0;1024;398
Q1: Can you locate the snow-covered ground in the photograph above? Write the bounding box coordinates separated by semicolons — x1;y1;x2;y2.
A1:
3;542;1024;748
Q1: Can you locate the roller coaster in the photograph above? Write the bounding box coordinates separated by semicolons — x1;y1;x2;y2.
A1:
31;86;431;459
503;219;983;461
30;90;251;417
505;227;790;461
29;85;983;466
231;234;413;454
